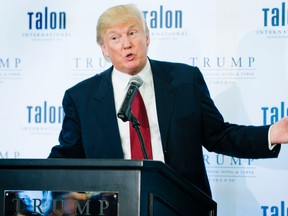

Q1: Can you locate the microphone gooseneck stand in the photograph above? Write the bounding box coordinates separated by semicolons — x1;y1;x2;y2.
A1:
130;114;149;160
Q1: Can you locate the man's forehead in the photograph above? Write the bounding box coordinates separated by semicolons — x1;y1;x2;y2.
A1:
106;22;142;33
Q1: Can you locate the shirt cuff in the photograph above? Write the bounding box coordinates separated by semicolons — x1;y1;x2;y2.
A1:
268;125;277;150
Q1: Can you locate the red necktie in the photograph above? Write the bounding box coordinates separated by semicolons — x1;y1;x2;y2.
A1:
130;91;153;159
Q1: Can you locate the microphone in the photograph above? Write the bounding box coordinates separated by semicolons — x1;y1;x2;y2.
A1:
117;75;143;122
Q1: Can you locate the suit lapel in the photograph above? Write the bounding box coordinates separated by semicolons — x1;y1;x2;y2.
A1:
92;68;123;157
150;60;176;151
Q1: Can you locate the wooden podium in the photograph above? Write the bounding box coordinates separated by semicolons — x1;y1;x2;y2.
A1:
0;159;216;216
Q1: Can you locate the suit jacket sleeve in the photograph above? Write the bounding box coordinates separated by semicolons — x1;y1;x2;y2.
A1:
194;67;281;158
48;89;86;158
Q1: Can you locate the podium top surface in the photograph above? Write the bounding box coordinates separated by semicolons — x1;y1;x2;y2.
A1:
0;159;180;181
0;158;152;169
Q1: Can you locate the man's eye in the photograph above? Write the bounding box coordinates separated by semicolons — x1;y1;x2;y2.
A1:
110;36;120;43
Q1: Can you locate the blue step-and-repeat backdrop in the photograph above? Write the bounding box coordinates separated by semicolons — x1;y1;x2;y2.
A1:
1;1;288;215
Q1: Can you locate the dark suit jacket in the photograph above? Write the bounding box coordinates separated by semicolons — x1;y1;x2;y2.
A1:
49;58;280;197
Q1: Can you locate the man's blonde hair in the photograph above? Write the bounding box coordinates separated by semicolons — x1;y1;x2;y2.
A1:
96;4;149;45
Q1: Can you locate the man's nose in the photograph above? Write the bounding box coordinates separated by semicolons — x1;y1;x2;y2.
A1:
122;36;132;49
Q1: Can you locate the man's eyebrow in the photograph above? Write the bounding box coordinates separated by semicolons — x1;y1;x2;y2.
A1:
106;30;118;35
129;24;140;30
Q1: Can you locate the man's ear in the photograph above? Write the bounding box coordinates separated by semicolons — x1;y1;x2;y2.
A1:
100;44;109;57
146;36;150;46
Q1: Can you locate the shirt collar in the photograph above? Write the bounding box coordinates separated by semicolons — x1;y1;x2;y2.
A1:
112;59;152;91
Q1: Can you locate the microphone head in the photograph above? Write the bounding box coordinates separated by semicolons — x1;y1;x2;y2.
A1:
129;75;143;88
117;75;143;122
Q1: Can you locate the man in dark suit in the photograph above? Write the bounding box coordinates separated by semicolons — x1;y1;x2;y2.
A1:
49;4;288;197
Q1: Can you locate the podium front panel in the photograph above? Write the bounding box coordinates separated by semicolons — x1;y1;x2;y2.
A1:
0;159;142;216
0;159;217;216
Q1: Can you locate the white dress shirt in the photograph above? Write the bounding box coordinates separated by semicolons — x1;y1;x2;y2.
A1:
112;60;165;162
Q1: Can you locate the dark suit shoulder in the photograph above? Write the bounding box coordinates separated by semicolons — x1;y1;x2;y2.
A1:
149;59;203;85
150;58;197;69
66;67;112;96
150;59;201;76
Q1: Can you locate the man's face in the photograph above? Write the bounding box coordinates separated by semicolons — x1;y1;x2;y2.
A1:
100;20;150;75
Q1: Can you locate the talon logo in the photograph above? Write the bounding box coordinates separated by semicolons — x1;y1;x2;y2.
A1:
262;2;288;27
27;7;66;30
